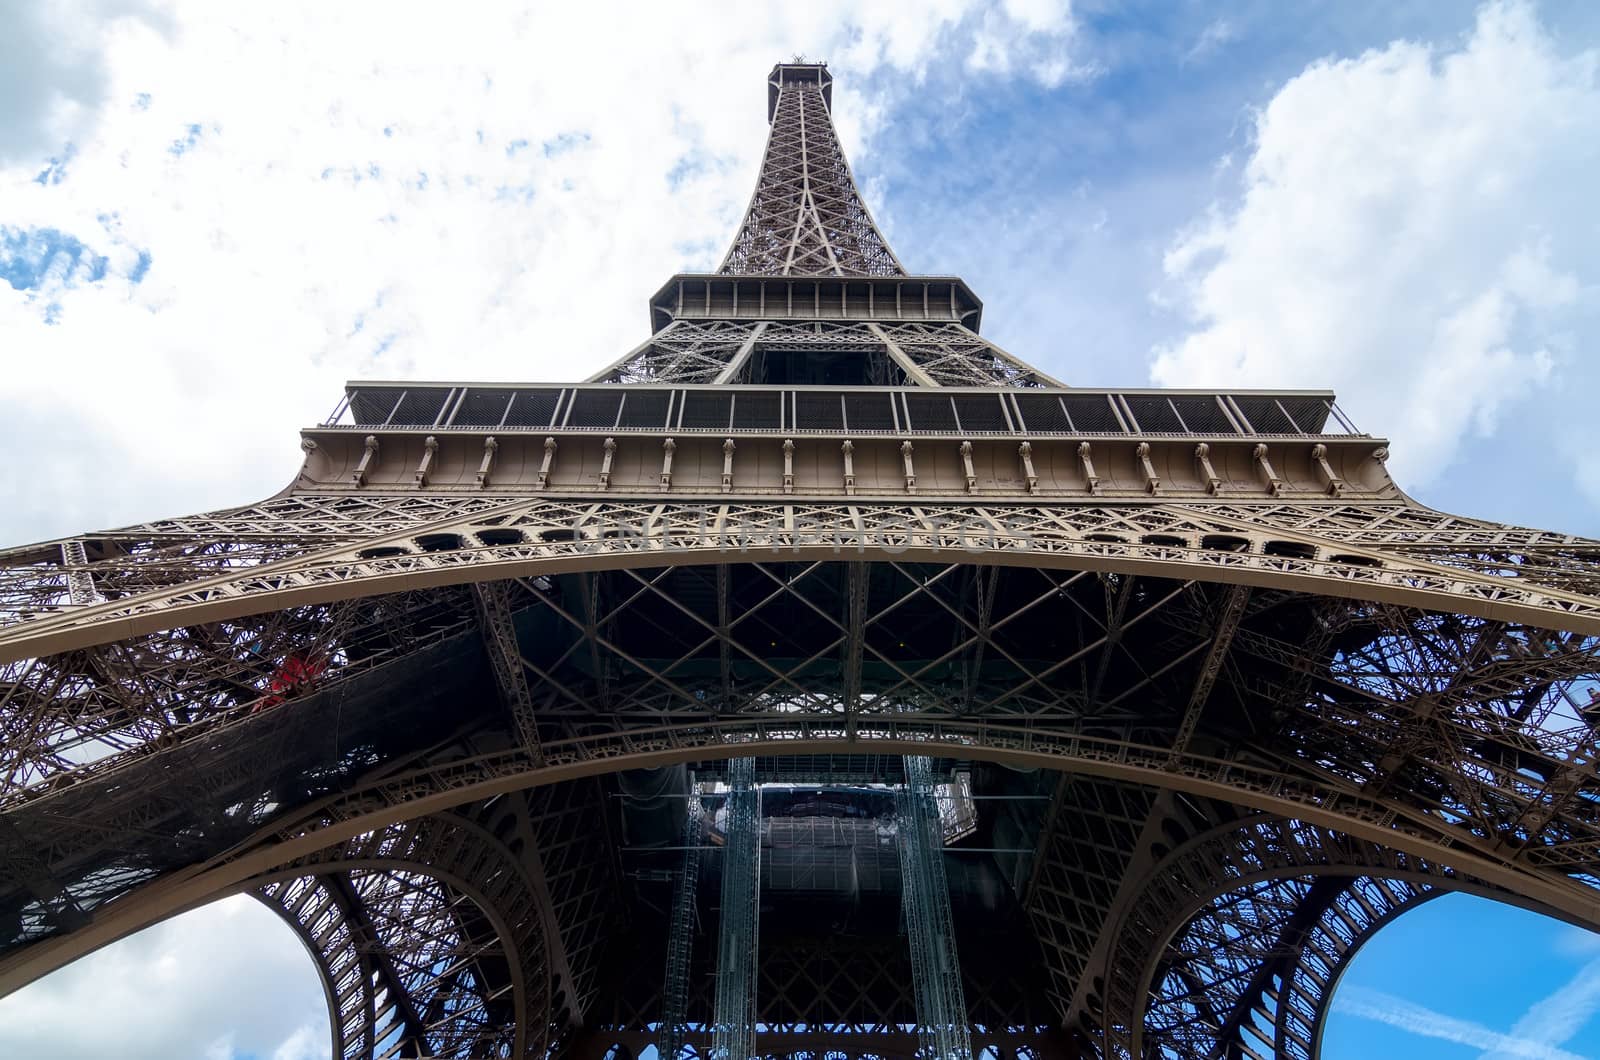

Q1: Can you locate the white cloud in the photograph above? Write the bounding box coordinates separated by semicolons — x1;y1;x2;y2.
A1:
1334;984;1590;1060
0;895;327;1060
0;0;170;165
969;0;1093;86
272;1024;328;1060
1480;955;1600;1060
1557;925;1600;959
0;0;1083;547
1152;0;1600;491
1184;18;1239;65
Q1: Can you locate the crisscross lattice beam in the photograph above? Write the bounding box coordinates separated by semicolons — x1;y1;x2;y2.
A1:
254;811;550;1059
720;65;902;277
5;58;1600;1060
1093;815;1538;1058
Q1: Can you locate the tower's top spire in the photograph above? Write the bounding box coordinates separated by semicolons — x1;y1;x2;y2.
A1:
719;62;905;278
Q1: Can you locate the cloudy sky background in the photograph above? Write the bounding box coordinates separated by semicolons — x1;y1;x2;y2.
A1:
0;1;1598;1056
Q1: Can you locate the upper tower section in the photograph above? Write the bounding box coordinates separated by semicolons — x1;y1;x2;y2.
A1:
719;63;905;277
303;61;1380;498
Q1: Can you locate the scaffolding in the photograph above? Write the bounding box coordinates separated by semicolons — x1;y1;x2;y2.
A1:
899;755;973;1060
658;793;705;1060
711;757;761;1060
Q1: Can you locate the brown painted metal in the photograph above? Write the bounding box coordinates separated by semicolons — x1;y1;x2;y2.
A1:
1;61;1598;1059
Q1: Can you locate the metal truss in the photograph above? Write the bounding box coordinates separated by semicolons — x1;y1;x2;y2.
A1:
751;934;1048;1037
588;318;1058;389
259;870;520;1060
258;875;382;1059
0;586;477;792
584;928;1057;1059
3;499;1595;869
590;320;765;385
3;559;1598;988
899;754;972;1060
3;582;1587;1056
1021;776;1160;1021
1279;878;1433;1058
874;321;1062;388
719;64;902;277
1092;814;1514;1059
658;795;705;1060
711;757;760;1060
254;811;551;1058
5;498;1596;672
5;59;1600;1060
477;779;623;1035
472;580;544;763
1136;873;1427;1060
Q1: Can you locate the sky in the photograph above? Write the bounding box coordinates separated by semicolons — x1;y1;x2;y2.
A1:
0;0;1597;1056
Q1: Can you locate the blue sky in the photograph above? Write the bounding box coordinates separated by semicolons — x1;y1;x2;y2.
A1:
0;1;1598;1057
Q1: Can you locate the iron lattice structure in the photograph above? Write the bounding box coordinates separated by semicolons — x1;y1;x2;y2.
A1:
898;755;972;1060
712;757;761;1060
1;61;1599;1059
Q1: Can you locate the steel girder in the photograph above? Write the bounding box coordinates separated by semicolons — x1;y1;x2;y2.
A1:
253;811;551;1058
586;928;1058;1059
587;318;1061;388
719;65;901;278
4;499;1596;671
1089;814;1544;1059
2;553;1599;1002
4;58;1600;1060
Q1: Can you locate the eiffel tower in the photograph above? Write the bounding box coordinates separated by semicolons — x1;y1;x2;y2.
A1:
2;61;1598;1060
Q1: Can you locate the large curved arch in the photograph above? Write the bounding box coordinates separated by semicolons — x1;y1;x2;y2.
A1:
1;553;1595;1013
6;554;1596;873
253;812;551;1059
1094;815;1570;1058
257;876;366;1059
4;496;1598;664
1297;882;1439;1059
1137;873;1431;1059
5;729;1600;1003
